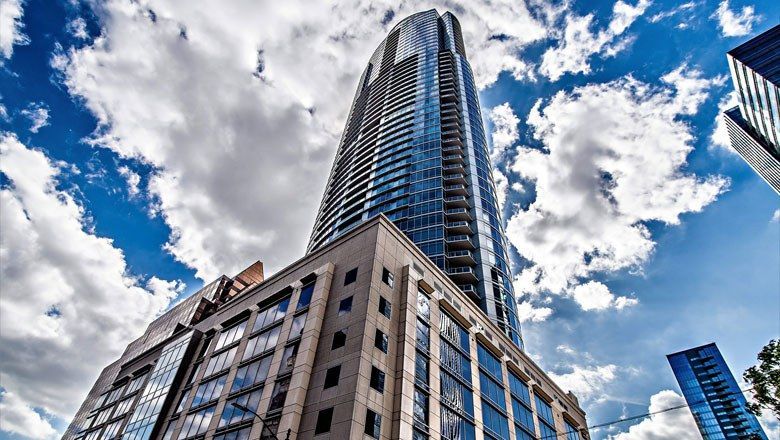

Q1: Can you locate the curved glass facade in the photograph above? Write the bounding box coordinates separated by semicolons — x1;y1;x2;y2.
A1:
308;10;522;348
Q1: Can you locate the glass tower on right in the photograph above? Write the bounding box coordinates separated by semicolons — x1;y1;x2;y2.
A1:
724;24;780;193
667;343;767;439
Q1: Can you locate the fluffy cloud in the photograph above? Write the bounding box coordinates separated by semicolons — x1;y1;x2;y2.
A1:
117;165;141;197
0;133;181;436
0;391;58;439
21;102;50;133
516;300;554;323
506;66;729;304
711;91;739;150
548;363;619;401
712;0;760;37
57;0;553;281
67;17;89;40
608;390;700;439
539;0;650;81
570;280;638;311
489;102;520;163
0;0;28;59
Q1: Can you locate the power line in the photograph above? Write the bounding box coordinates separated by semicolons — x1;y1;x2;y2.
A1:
532;387;756;440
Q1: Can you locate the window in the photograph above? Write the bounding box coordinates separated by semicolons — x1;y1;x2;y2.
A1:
197;335;213;359
242;325;281;361
261;416;281;440
102;420;123;439
204;346;237;377
278;342;299;375
332;329;347;349
511;398;535;433
374;329;388;353
297;282;315;310
191;374;227;407
378;296;391;318
268;378;290;412
440;339;471;384
178;405;215;439
126;373;148;394
219;388;263;428
481;401;509;440
94;406;112;425
412;429;428;440
187;362;201;385
477;344;503;380
114;395;135;416
215;319;248;351
382;268;394;287
515;425;535;440
231;355;272;392
534;395;555;426
479;371;506;411
416;319;430;352
315;407;334;434
539;420;557;439
338;296;353;315
252;298;290;333
370;366;385;393
290;313;307;339
441;406;476;440
508;372;531;405
417;289;430;320
415;355;428;386
344;267;358;285
176;388;191;414
413;389;429;425
440;371;474;417
566;421;582;440
213;427;251;440
324;365;341;389
364;409;381;439
440;310;469;352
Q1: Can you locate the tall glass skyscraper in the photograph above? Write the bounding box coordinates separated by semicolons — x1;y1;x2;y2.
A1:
667;343;767;440
724;24;779;193
308;10;523;348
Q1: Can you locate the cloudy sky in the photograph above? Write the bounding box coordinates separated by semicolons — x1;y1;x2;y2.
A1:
0;0;777;438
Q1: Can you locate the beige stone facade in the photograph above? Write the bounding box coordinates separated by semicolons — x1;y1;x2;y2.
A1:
65;215;588;440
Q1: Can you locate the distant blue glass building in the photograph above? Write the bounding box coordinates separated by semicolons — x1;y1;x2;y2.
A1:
308;10;523;348
667;343;767;439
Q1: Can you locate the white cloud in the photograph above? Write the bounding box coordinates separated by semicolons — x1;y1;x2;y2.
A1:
570;280;638;311
711;91;739;151
608;390;700;439
0;391;58;439
20;102;50;133
516;300;554;323
67;17;88;40
506;66;729;303
712;0;760;37
117;165;141;197
649;2;697;24
0;0;28;59
548;363;619;401
772;209;780;223
489;102;520;163
539;0;650;81
0;133;181;437
57;0;552;281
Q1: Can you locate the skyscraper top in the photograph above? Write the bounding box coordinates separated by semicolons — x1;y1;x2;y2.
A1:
308;10;524;347
727;24;780;84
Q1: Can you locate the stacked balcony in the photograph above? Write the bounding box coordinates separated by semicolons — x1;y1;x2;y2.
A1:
439;49;477;299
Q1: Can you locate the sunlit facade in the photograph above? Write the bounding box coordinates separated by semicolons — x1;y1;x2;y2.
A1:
63;216;588;440
308;10;522;348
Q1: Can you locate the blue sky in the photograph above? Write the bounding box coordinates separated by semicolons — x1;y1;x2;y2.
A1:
0;0;777;438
